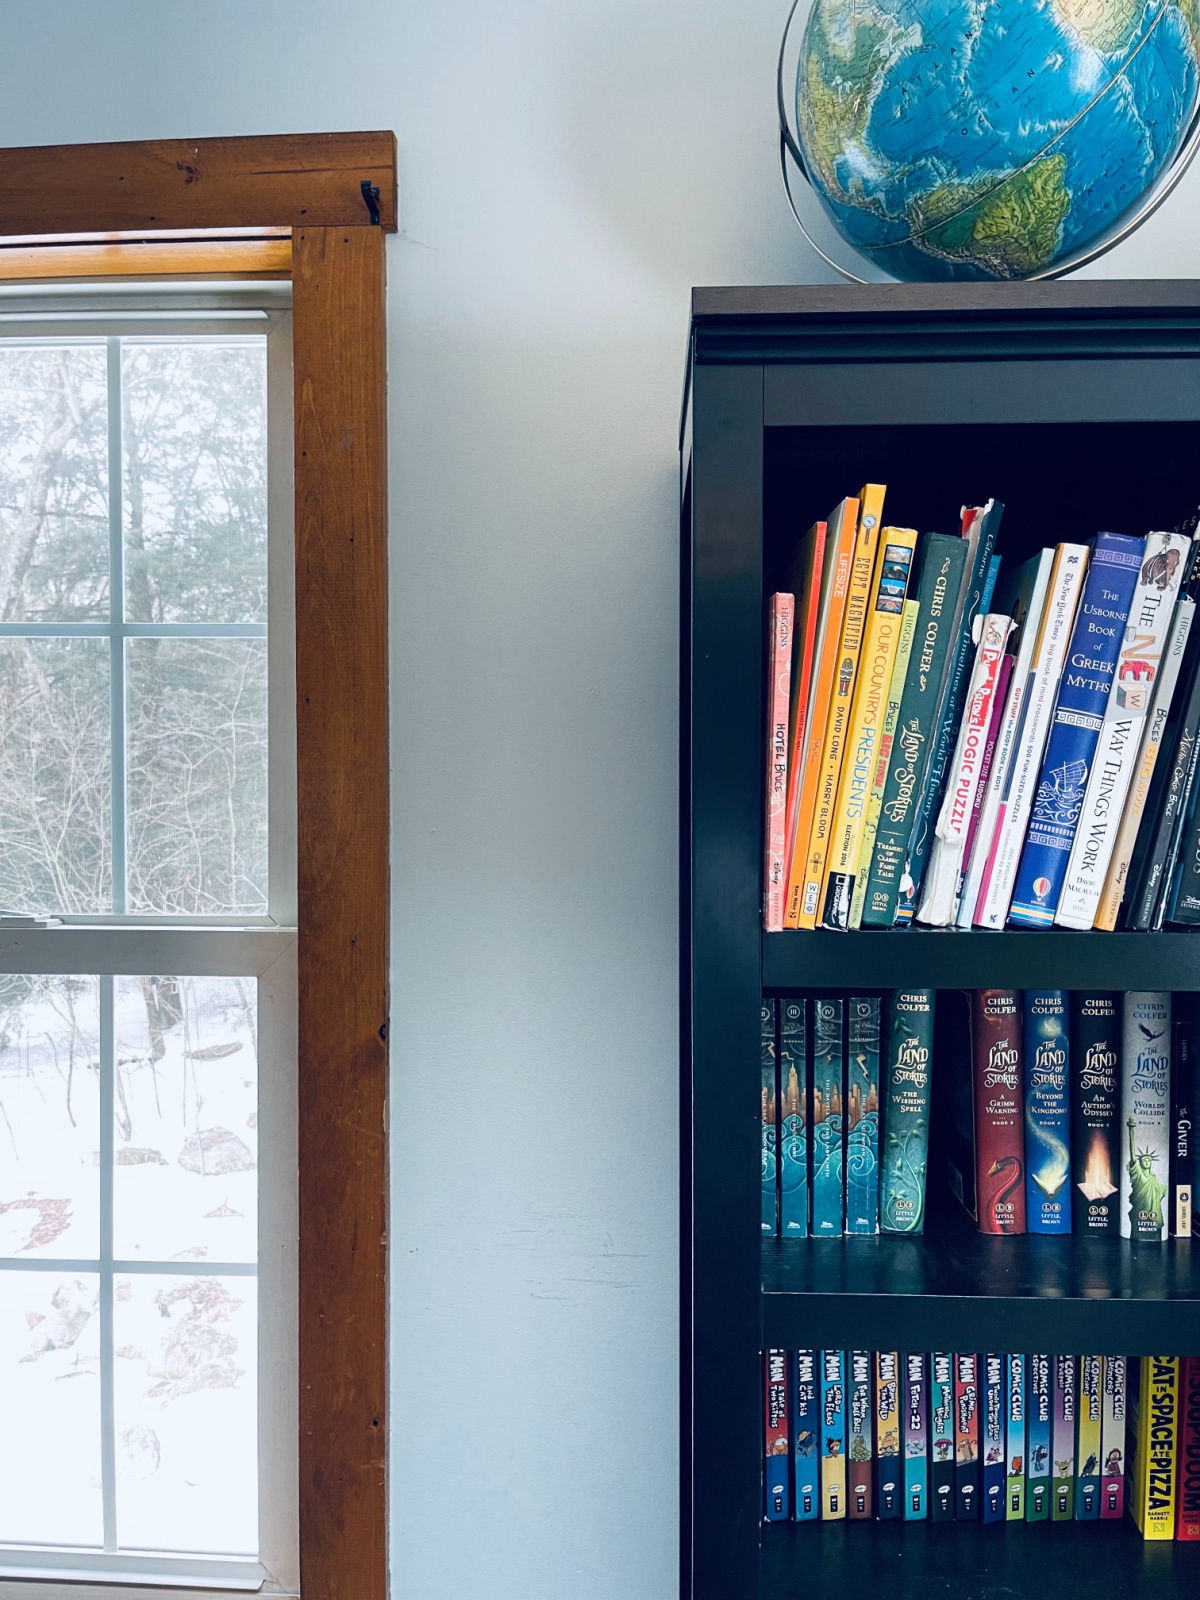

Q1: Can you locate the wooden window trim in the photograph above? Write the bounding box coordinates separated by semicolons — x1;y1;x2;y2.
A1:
0;131;394;1600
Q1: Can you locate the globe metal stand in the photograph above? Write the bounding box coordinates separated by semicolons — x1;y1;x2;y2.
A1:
777;0;1200;283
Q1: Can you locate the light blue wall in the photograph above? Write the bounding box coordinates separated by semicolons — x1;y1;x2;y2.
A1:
0;5;1195;1597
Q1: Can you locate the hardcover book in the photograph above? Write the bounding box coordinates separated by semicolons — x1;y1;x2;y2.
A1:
982;1353;1005;1524
904;1352;928;1521
1121;992;1172;1241
1010;531;1145;926
845;996;881;1234
880;988;935;1235
1171;993;1196;1237
1027;1352;1052;1521
1101;1355;1126;1520
1052;1354;1077;1521
763;592;795;930
761;1001;777;1237
792;1350;820;1522
948;990;1026;1235
1128;1356;1179;1539
875;1351;901;1519
1023;990;1071;1235
955;1353;980;1520
811;999;844;1237
779;999;808;1237
930;1352;955;1521
1126;614;1200;930
847;1350;874;1519
1177;1357;1200;1540
1070;992;1121;1235
1006;1353;1026;1520
1076;1353;1102;1520
780;522;827;900
850;597;918;930
764;1348;789;1521
821;1350;847;1520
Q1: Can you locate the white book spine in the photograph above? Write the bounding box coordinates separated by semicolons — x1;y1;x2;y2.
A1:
958;552;1054;928
975;545;1090;930
1119;991;1171;1241
1056;532;1191;929
763;594;795;931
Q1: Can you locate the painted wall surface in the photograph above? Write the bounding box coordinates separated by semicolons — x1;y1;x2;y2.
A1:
0;4;1195;1597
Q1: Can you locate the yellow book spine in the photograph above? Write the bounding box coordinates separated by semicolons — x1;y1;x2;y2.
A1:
796;483;886;928
820;526;918;930
1134;1357;1179;1538
849;597;919;931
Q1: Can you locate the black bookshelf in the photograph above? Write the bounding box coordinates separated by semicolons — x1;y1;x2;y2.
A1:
680;282;1200;1600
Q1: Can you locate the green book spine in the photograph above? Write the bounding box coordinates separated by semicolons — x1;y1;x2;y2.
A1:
880;989;935;1234
861;534;968;927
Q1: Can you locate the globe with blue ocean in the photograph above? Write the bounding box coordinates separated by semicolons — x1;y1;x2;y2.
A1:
795;0;1200;280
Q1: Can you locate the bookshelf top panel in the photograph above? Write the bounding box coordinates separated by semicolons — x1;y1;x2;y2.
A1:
692;280;1200;323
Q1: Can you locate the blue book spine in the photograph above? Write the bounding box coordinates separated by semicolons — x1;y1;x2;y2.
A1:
903;1352;928;1520
811;999;844;1236
1024;990;1072;1234
1006;1354;1026;1520
1009;532;1146;925
779;999;808;1236
792;1350;820;1521
821;1350;847;1520
761;1001;777;1236
845;996;880;1234
982;1353;1006;1523
1026;1352;1052;1521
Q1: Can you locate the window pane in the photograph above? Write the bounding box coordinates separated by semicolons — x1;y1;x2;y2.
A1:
126;639;267;915
0;1269;103;1546
114;1273;257;1555
0;345;109;623
0;975;100;1259
0;637;110;914
122;343;267;624
113;977;257;1264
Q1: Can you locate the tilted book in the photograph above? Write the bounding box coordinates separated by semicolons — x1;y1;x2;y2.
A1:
930;1352;955;1522
1023;990;1071;1235
845;996;880;1235
1121;991;1171;1242
1076;1353;1102;1520
875;1351;901;1519
811;999;844;1237
763;1348;790;1521
1005;1354;1026;1521
1177;1357;1200;1540
1101;1355;1127;1520
1166;766;1200;924
847;1349;874;1520
1052;1355;1077;1521
1070;992;1121;1235
1127;639;1200;930
792;1350;820;1522
904;1352;928;1521
1057;531;1191;927
1027;1352;1052;1521
780;522;827;897
1171;993;1196;1238
1128;1356;1179;1539
1010;531;1146;927
820;1350;847;1520
779;998;808;1238
982;1353;1005;1524
955;1352;980;1520
956;653;1013;920
880;988;935;1235
763;592;795;930
761;1000;777;1237
849;598;918;929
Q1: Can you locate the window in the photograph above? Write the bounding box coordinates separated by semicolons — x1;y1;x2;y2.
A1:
0;283;297;1595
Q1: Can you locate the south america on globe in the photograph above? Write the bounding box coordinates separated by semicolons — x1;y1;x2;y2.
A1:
796;0;1200;280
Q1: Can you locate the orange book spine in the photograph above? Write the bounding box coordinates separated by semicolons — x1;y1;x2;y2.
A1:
764;593;796;930
780;522;827;894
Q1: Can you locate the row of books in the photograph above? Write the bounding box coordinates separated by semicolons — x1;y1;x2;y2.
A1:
763;484;1200;932
763;990;1194;1240
763;1349;1200;1540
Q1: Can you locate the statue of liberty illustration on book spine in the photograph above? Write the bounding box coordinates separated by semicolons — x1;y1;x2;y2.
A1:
1120;991;1171;1241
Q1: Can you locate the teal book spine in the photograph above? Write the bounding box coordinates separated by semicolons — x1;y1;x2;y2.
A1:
845;996;880;1234
1024;989;1071;1234
904;1352;928;1520
1027;1352;1052;1520
792;1350;820;1521
880;989;936;1234
811;998;844;1236
761;1001;777;1236
861;533;969;927
779;998;808;1237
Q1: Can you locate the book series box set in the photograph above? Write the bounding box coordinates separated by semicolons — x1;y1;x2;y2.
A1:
762;484;1200;934
762;1350;1200;1540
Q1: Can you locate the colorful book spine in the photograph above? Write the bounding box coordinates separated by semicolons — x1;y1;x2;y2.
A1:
1006;1354;1026;1520
1128;1356;1179;1539
822;525;918;928
956;652;1013;919
764;1348;790;1521
761;1000;777;1237
1101;1355;1126;1520
1121;991;1172;1242
1172;994;1195;1238
1070;992;1121;1235
850;598;919;930
1057;531;1191;927
1052;1355;1077;1521
880;988;935;1235
1177;1357;1200;1540
974;990;1026;1235
845;996;880;1235
1076;1353;1102;1520
930;1352;955;1521
982;1353;1005;1524
1027;1352;1052;1521
779;998;808;1238
976;544;1090;930
1023;989;1071;1235
875;1350;901;1519
847;1350;874;1520
1009;531;1146;926
792;1349;820;1522
811;999;844;1237
763;592;795;930
862;533;969;927
798;486;886;928
904;1352;928;1521
821;1350;847;1520
780;522;828;898
955;1353;980;1520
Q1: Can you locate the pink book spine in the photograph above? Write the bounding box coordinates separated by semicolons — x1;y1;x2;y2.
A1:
764;594;795;930
961;655;1013;884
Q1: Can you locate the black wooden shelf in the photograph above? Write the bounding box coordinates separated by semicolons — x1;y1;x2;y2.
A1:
761;1214;1200;1354
763;929;1200;992
760;1517;1200;1600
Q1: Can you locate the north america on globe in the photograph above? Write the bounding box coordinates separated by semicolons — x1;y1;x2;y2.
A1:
796;0;1200;280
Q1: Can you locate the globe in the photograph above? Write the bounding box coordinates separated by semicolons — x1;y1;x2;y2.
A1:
795;0;1200;281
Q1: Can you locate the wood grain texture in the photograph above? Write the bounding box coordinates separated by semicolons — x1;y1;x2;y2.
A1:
292;226;389;1600
692;280;1200;319
0;237;291;279
0;131;397;234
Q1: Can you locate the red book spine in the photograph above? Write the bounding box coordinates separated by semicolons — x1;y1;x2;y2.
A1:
973;990;1027;1234
763;594;795;931
961;654;1013;882
1179;1356;1200;1539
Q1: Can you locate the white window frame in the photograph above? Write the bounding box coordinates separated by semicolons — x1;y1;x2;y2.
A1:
0;282;298;1598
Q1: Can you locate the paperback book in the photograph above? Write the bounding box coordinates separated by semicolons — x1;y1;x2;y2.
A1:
812;999;844;1237
1101;1355;1126;1520
1006;1353;1026;1521
875;1351;901;1519
1076;1353;1102;1520
955;1353;980;1520
1121;992;1171;1241
793;1350;820;1522
982;1354;1005;1524
761;1001;777;1238
763;592;795;930
764;1349;789;1521
1023;990;1071;1234
847;1350;874;1520
821;1350;847;1520
850;598;919;930
779;998;808;1238
1178;1357;1200;1540
846;996;881;1234
1128;1356;1179;1539
1070;992;1121;1235
1171;992;1195;1237
904;1352;928;1521
930;1352;955;1521
780;521;827;918
880;989;935;1234
1027;1352;1052;1521
1052;1355;1077;1522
